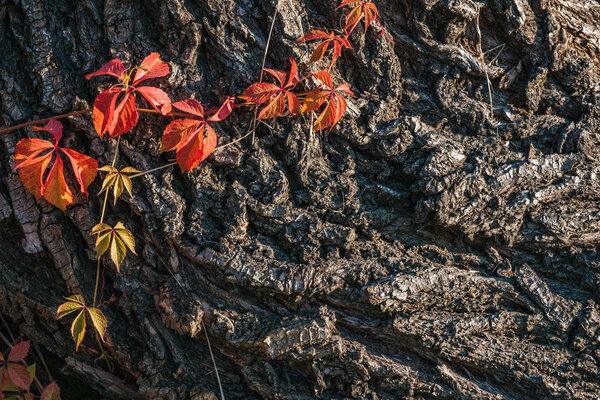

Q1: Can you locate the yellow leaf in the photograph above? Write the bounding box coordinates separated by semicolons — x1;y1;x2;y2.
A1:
91;223;111;235
95;232;112;257
110;234;127;271
115;227;136;255
87;307;108;342
57;301;83;319
71;310;86;351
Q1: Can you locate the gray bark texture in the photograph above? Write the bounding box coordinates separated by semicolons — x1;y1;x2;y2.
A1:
1;0;600;399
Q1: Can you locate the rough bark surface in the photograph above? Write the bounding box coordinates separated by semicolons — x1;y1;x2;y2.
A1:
1;0;600;399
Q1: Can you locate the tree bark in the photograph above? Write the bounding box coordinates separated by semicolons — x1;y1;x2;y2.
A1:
1;0;600;398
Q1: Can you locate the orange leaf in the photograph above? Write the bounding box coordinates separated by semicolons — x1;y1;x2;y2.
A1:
13;120;98;210
258;93;286;119
42;156;73;211
132;52;170;85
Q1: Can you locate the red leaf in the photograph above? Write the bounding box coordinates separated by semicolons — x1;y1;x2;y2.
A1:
60;148;98;196
7;363;32;391
286;92;301;116
160;119;201;153
285;58;300;87
301;89;330;113
41;382;61;400
85;59;126;80
264;68;287;87
258;93;285;119
207;97;234;122
313;71;333;89
314;98;337;131
109;92;139;139
239;82;280;105
33;119;63;144
7;341;29;362
293;29;330;43
132;53;170;85
135;86;172;115
175;124;217;171
310;41;330;63
172;99;205;118
92;88;120;137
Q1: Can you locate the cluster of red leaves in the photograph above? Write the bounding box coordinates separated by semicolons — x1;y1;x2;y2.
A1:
87;53;172;139
1;341;61;400
301;71;355;131
240;0;391;131
293;30;352;68
13;119;98;211
240;64;354;132
338;0;381;34
89;53;234;172
239;59;300;119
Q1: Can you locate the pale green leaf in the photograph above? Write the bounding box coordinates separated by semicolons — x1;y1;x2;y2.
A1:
95;232;112;257
110;234;127;271
98;174;117;195
113;176;124;205
91;223;111;235
87;307;108;342
57;301;83;319
122;175;133;198
63;294;85;306
120;167;140;174
115;228;136;255
71;310;86;351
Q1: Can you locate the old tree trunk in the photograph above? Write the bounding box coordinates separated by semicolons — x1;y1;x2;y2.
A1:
1;0;600;398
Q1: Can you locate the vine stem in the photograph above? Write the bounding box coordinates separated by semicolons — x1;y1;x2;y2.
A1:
0;108;204;136
93;136;120;308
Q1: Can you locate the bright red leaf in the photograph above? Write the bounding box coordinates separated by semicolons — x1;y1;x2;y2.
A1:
301;71;355;131
161;97;234;171
87;52;172;139
293;30;352;67
337;0;380;35
13;120;98;211
239;58;301;119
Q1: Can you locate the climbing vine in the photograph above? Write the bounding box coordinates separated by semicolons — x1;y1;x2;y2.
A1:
0;1;390;397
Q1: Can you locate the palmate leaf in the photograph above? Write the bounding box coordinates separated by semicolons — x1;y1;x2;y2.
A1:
338;0;380;34
98;166;140;205
92;222;136;270
0;341;33;392
57;295;109;351
239;58;300;120
87;52;172;139
300;71;356;131
161;97;234;171
293;30;352;65
13;119;98;211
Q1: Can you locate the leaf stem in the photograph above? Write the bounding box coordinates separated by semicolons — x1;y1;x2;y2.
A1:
129;161;178;178
0;109;92;135
94;136;120;307
0;108;206;136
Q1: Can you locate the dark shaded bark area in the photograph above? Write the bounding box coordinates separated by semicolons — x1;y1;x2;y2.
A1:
1;0;600;398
